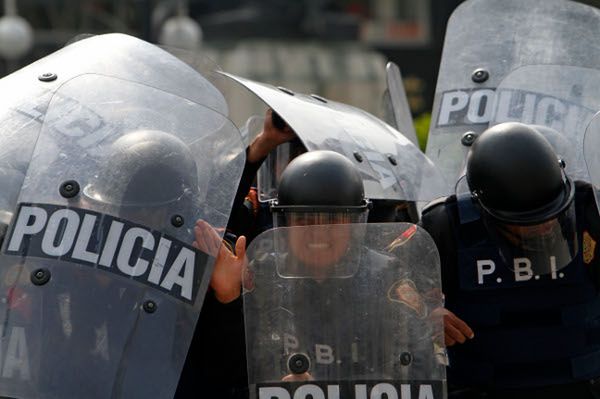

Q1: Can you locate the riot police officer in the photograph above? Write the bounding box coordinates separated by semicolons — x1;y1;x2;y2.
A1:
0;32;247;398
177;150;370;398
176;109;297;399
38;128;219;398
247;150;371;384
194;150;371;308
420;122;600;398
243;150;445;396
213;149;372;295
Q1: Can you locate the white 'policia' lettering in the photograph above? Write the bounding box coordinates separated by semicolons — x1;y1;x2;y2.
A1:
436;88;595;135
258;383;436;399
5;204;201;303
0;326;30;381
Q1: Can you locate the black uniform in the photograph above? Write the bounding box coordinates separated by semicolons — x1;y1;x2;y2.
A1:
420;181;600;398
175;152;264;399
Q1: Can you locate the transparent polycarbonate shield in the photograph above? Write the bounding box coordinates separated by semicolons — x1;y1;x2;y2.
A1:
584;112;600;215
383;62;419;147
0;34;232;237
244;223;446;399
427;0;600;192
222;72;446;203
0;260;43;398
34;34;228;115
0;74;245;398
256;138;308;203
490;65;600;182
0;89;49;231
159;44;221;81
160;43;275;144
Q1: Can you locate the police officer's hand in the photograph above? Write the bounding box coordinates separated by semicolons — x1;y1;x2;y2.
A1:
430;307;474;347
193;220;247;304
247;109;296;163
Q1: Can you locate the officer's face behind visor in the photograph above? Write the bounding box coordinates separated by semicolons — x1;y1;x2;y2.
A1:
480;179;578;275
278;211;366;227
274;209;368;278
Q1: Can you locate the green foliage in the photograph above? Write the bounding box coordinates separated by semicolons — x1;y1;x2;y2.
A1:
414;112;431;151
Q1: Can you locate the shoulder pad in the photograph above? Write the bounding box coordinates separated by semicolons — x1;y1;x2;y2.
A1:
421;195;454;216
575;180;593;194
574;180;596;207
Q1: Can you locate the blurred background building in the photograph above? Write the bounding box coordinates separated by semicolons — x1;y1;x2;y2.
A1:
0;0;598;147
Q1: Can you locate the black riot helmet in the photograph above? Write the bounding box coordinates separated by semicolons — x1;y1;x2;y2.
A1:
466;122;574;225
466;122;577;273
84;130;199;227
271;150;370;227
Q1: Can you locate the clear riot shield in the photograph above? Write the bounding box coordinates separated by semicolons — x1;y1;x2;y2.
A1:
489;65;600;182
584;112;600;214
0;72;244;398
0;32;231;233
383;62;419;147
221;73;446;204
427;0;600;192
244;223;446;399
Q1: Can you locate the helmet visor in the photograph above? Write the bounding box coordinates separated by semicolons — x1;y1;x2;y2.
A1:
273;209;369;228
483;200;578;274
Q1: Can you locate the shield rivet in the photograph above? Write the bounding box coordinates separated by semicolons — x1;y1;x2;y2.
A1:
400;352;412;366
31;268;51;286
288;353;310;374
143;300;157;314
171;214;184;227
38;72;57;82
461;131;478;147
471;68;489;83
60;180;80;198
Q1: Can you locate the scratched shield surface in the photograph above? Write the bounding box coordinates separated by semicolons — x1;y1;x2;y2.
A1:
0;35;245;398
243;223;446;399
584;112;600;217
427;0;600;192
222;72;446;203
488;65;600;183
